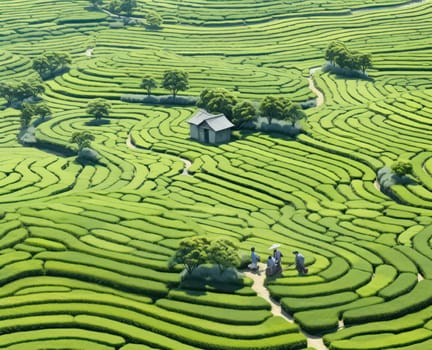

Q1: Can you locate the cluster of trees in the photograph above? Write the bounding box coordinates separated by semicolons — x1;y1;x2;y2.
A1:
196;88;306;129
260;96;306;126
141;70;189;100
90;0;162;27
32;52;71;80
20;102;51;129
172;236;240;275
325;41;372;75
197;88;255;128
106;0;137;16
0;80;44;106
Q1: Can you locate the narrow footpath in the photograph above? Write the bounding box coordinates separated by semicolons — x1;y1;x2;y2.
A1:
126;133;192;175
244;264;328;350
308;67;324;108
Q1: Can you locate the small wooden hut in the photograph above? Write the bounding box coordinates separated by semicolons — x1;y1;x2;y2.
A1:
187;109;234;144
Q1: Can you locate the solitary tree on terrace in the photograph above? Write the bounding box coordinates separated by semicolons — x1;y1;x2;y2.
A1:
87;98;111;120
208;239;240;274
146;11;163;28
162;70;188;101
391;161;413;177
71;131;95;151
141;75;157;96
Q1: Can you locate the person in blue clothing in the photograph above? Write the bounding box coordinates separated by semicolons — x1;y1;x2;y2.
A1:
293;251;308;275
248;247;260;270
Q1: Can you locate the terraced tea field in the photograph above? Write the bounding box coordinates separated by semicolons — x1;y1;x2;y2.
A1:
0;0;432;349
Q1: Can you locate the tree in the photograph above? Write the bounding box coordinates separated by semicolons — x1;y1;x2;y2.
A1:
140;75;157;96
20;102;51;128
71;131;95;150
197;88;237;119
173;236;211;274
259;96;288;125
162;70;188;101
146;11;163;28
32;52;72;79
391;161;413;177
325;41;346;66
86;98;111;120
108;0;121;13
120;0;137;16
357;53;372;74
34;102;51;120
0;80;44;105
208;239;240;274
20;103;34;128
232;100;256;128
283;102;306;127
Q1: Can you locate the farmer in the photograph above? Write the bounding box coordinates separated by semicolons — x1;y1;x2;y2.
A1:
293;251;307;274
248;247;260;270
273;248;283;266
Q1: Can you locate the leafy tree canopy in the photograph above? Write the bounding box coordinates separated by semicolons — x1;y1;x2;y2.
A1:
32;52;72;79
86;98;111;120
174;236;211;274
0;80;44;105
140;75;157;96
197;88;237;119
71;131;95;151
162;70;189;100
208;239;240;274
391;161;413;177
146;11;163;27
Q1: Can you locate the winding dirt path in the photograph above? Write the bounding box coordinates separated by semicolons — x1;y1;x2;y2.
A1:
308;67;325;108
244;264;328;350
126;133;192;175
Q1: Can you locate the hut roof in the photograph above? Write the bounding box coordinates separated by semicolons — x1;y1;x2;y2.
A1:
188;109;234;131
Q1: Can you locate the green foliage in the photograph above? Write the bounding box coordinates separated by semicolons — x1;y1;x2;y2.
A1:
71;131;95;151
173;237;240;275
86;98;111;120
391;160;413;177
173;236;211;274
232;100;256;128
197;88;238;119
259;96;304;125
162;70;189;100
0;80;44;105
325;41;372;74
32;52;72;79
120;0;137;16
20;102;51;128
140;75;157;96
208;239;240;274
146;11;163;28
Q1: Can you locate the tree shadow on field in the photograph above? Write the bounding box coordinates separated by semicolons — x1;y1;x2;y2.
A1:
85;119;111;126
